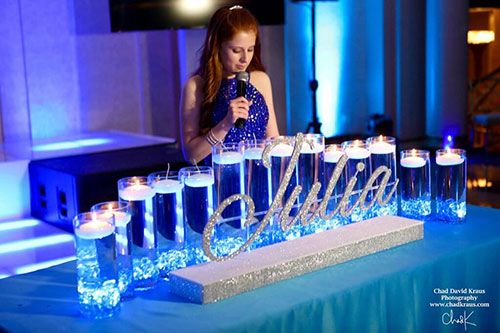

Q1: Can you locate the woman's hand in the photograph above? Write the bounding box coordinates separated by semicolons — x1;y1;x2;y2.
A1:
224;97;253;128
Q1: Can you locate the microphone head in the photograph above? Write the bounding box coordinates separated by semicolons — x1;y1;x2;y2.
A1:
236;71;249;82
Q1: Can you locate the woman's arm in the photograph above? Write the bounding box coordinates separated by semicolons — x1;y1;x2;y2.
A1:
180;76;251;164
251;71;280;138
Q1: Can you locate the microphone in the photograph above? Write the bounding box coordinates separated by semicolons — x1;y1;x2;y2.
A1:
234;71;249;129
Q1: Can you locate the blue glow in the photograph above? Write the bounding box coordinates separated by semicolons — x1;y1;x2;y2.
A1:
401;198;432;220
14;255;76;275
76;138;112;147
30;103;76;140
0;160;31;221
316;3;342;137
32;138;112;152
436;199;467;223
443;135;454;149
314;1;384;137
0;234;74;255
0;219;40;232
32;141;80;152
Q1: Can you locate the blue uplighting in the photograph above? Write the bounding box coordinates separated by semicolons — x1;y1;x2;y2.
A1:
32;138;112;152
315;1;384;137
316;3;342;137
0;219;40;232
0;234;74;255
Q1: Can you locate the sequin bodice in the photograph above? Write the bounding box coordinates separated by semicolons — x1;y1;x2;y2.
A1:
212;77;269;144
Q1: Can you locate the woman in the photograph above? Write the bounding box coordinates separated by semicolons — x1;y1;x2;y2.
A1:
180;5;279;164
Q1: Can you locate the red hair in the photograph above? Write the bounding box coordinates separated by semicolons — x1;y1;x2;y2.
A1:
196;6;266;134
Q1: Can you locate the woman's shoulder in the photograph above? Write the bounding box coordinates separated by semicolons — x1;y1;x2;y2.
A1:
185;75;204;89
250;71;270;83
183;75;205;100
249;71;271;92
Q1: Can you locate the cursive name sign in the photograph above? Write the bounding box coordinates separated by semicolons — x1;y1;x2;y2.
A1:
202;133;399;261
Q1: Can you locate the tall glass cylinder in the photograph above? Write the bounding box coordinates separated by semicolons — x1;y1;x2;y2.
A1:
268;137;298;208
435;149;467;223
268;136;301;241
342;140;372;222
297;134;325;235
323;144;348;227
90;201;133;300
179;166;214;264
298;133;325;203
399;149;431;220
240;139;271;216
367;135;398;216
73;212;120;319
148;171;186;278
117;176;158;290
240;139;273;249
212;143;244;229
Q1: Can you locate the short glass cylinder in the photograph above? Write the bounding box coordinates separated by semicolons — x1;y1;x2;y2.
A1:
90;201;134;299
178;166;214;265
72;212;120;318
399;149;431;220
211;142;244;228
435;149;467;223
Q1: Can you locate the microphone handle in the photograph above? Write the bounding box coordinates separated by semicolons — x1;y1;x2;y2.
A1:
235;118;246;129
237;80;246;98
235;80;247;129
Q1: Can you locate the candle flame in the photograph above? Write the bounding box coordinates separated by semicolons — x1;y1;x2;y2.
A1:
378;135;384;142
411;149;417;156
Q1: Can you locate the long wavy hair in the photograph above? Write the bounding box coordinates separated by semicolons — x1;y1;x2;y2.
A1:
195;6;266;134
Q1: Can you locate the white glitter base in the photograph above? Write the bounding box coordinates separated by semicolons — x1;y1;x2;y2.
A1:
169;215;424;304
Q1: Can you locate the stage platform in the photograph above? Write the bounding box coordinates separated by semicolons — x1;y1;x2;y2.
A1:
0;130;176;162
0;130;185;279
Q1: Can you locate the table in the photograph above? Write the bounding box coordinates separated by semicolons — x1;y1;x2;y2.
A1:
0;205;499;332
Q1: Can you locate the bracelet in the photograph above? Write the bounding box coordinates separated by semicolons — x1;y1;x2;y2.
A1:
206;128;223;146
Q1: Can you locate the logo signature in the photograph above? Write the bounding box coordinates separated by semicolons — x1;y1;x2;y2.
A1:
442;309;477;331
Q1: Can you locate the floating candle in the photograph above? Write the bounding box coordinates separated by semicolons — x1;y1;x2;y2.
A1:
324;150;344;163
95;210;130;228
184;173;214;188
300;142;324;154
212;151;244;164
400;156;426;168
244;147;264;160
436;152;464;166
152;179;184;194
270;143;294;157
75;220;114;240
369;140;395;154
345;146;370;159
119;184;155;201
91;202;131;228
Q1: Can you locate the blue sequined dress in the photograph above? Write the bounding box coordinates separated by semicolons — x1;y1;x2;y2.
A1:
212;76;269;144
